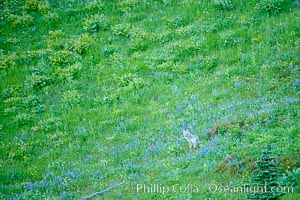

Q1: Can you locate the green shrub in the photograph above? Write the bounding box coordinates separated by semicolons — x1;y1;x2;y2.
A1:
48;50;76;65
203;56;218;71
25;74;52;90
7;139;31;162
157;61;188;74
83;14;109;32
167;16;184;28
0;52;17;70
1;84;24;99
129;35;149;52
36;117;62;132
22;0;49;12
99;87;120;104
111;23;132;37
118;0;143;13
62;89;82;107
7;13;33;27
101;45;120;57
219;30;239;47
42;11;59;22
48;30;65;40
247;150;285;200
66;34;93;54
115;73;148;91
54;62;82;83
4;95;45;124
256;0;285;15
46;30;67;50
214;0;234;10
84;1;104;11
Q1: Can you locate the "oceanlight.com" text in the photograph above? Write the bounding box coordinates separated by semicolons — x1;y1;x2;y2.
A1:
136;183;294;195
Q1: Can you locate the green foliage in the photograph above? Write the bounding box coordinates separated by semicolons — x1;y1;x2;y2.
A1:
111;23;132;37
36;117;62;132
62;89;82;107
7;13;33;27
247;150;285;200
214;0;234;10
7;139;32;162
1;0;299;199
84;1;104;12
129;31;150;52
0;52;17;69
53;62;82;83
101;45;120;57
282;168;300;192
4;94;45;125
48;50;75;65
66;34;93;54
115;73;148;91
256;0;285;15
118;0;145;13
100;87;119;104
167;16;184;28
25;74;52;90
203;56;218;71
83;14;110;32
156;61;188;74
219;30;239;47
22;0;49;12
48;30;65;40
42;11;59;21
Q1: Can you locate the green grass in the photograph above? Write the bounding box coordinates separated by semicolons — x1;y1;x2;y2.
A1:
1;0;299;199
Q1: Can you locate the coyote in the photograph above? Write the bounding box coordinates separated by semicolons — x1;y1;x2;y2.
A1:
183;129;199;149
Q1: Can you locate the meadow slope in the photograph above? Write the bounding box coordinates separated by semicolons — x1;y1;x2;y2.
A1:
0;0;299;199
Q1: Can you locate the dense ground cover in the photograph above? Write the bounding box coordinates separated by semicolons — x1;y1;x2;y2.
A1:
0;0;299;199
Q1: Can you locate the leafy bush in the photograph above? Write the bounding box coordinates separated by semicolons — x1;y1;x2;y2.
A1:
4;94;45;124
84;1;104;11
62;89;82;107
46;30;67;50
157;61;188;74
49;50;80;66
111;23;132;37
203;56;218;71
256;0;285;15
115;73;148;91
129;35;149;52
66;34;93;54
22;0;49;12
83;14;110;32
167;16;184;28
15;112;33;125
219;30;239;47
100;87;120;104
54;62;82;83
42;11;59;21
281;168;300;192
0;52;17;69
118;0;143;13
7;13;33;27
214;0;234;10
24;74;52;90
7;139;32;162
101;45;120;57
48;30;65;40
1;84;24;99
247;150;285;200
36;117;62;132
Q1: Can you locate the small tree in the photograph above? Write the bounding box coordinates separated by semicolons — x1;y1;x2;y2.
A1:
247;150;285;200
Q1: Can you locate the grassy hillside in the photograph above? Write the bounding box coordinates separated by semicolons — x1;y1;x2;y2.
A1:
1;0;299;199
